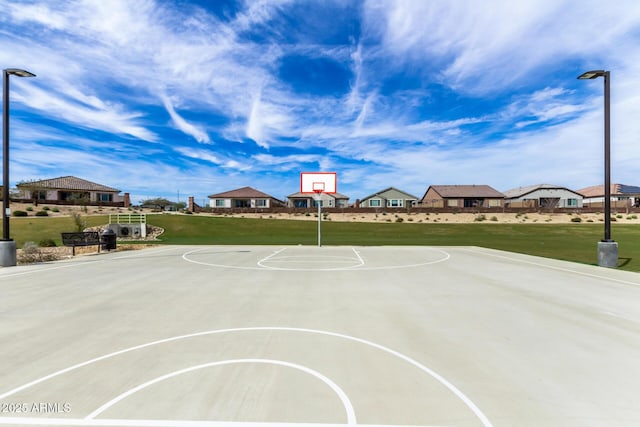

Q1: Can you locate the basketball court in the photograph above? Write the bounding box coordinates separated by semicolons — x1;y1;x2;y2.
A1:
1;244;640;426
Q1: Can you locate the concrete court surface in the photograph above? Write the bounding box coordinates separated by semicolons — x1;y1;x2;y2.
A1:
0;245;640;427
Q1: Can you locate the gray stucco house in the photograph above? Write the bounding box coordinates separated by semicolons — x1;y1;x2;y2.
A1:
503;184;583;208
358;187;418;208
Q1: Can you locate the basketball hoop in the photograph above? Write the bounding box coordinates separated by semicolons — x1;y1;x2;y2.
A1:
300;172;337;248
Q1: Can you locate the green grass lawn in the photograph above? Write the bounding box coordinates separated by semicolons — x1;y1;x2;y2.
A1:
5;214;640;271
9;215;108;247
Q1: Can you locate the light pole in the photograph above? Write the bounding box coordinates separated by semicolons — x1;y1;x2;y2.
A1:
2;68;36;267
578;69;617;268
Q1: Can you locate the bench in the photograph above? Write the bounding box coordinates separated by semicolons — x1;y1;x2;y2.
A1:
61;232;101;256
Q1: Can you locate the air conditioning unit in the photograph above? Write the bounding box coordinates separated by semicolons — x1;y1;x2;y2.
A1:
107;223;146;238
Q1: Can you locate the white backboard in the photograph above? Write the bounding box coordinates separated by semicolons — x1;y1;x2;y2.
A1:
300;172;337;194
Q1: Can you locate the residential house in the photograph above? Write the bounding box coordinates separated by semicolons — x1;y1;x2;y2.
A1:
16;176;130;207
208;186;285;209
287;192;349;208
503;184;583;208
358;187;418;208
419;185;504;208
578;184;640;209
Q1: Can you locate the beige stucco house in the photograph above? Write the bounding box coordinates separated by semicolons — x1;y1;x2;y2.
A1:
17;176;130;207
208;186;285;209
419;185;504;208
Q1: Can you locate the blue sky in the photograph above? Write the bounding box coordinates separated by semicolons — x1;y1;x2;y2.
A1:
2;0;640;205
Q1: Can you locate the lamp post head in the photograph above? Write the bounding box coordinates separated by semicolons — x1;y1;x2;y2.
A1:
4;68;36;78
578;70;607;80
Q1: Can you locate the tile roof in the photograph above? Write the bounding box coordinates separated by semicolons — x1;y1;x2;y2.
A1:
209;186;276;199
17;176;120;192
578;184;640;197
426;185;504;199
502;184;581;199
360;187;418;201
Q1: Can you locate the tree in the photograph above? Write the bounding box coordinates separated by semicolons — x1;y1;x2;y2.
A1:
140;198;174;210
16;179;48;206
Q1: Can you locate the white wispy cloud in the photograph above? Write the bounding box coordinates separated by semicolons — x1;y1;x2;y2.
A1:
161;96;211;144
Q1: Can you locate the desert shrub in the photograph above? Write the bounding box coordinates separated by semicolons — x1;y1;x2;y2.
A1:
26;206;34;211
474;214;486;222
38;238;57;247
71;212;87;232
43;206;50;211
52;207;59;212
12;210;28;217
490;216;498;221
616;214;623;219
571;217;582;222
18;242;61;264
35;210;49;217
395;217;404;223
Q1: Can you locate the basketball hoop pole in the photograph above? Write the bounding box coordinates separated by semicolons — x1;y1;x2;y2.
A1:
315;190;322;247
300;172;336;248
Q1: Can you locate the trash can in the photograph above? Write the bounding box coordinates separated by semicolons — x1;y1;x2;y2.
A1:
101;228;117;251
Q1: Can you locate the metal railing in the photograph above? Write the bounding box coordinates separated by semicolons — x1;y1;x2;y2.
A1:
109;213;146;224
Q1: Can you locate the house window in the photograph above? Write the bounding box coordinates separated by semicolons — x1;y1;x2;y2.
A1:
59;191;90;202
447;199;457;207
35;190;47;200
464;199;483;208
567;198;577;207
387;199;403;207
314;200;323;207
369;199;381;207
98;193;113;202
215;199;225;207
294;199;308;208
256;199;268;207
235;199;250;208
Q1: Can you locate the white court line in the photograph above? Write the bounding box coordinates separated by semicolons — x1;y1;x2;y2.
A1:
462;247;640;287
257;248;363;270
0;419;454;427
0;246;181;279
351;248;365;267
0;260;102;279
0;327;492;427
86;359;356;424
183;247;450;271
112;246;186;260
256;248;288;267
181;248;268;270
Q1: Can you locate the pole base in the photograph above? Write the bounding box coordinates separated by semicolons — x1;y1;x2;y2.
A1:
0;240;17;267
597;240;618;268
